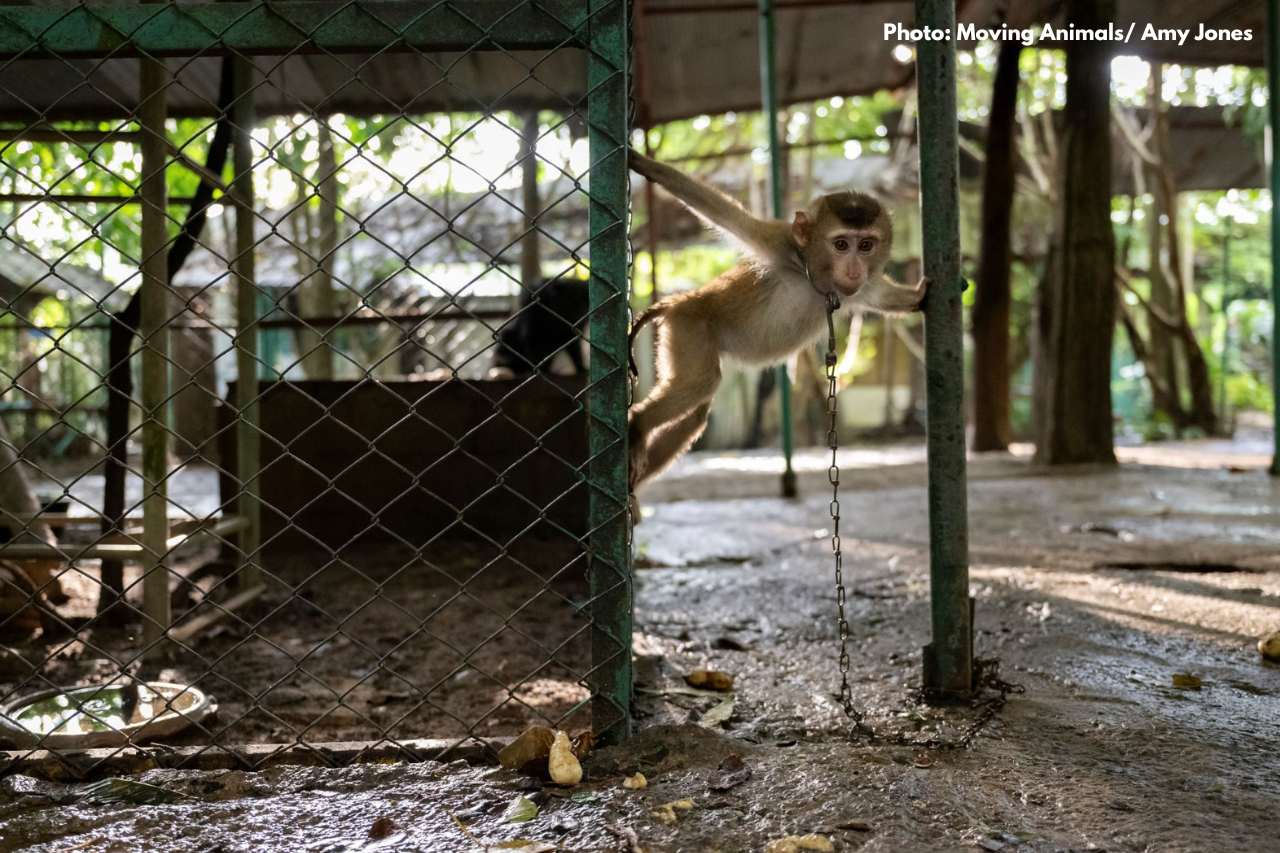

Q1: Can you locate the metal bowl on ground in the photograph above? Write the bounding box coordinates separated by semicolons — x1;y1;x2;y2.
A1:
0;681;216;749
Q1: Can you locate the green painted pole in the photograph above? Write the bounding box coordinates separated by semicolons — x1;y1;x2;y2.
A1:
587;0;633;744
758;0;797;498
1218;222;1231;427
915;0;973;699
1269;0;1280;475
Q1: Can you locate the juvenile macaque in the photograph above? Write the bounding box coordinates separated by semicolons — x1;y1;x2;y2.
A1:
628;150;926;489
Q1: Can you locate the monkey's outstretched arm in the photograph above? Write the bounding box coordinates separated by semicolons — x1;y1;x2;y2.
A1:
853;275;928;315
629;150;788;261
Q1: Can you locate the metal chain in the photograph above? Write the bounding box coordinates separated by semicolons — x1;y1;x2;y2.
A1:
821;295;1022;751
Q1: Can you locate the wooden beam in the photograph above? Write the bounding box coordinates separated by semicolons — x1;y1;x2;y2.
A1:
2;736;501;781
138;49;172;658
231;55;261;592
0;193;200;205
0;1;588;59
0;128;141;144
170;583;264;643
254;309;511;330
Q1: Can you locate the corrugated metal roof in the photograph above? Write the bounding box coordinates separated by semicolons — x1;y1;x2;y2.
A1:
0;238;117;303
0;1;1265;125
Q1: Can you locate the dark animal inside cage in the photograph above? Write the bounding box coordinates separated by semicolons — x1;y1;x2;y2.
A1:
491;277;590;378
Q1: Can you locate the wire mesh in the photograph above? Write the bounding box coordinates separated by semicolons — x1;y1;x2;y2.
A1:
0;0;632;778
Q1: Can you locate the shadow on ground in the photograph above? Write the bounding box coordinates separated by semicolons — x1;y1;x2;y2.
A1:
2;440;1278;851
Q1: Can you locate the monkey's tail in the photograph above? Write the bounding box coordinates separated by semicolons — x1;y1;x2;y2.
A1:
627;302;668;379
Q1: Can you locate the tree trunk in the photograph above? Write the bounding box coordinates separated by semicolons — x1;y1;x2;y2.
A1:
1033;0;1117;465
1144;64;1184;427
881;318;896;431
520;110;542;292
971;41;1021;451
1115;67;1218;436
294;120;339;380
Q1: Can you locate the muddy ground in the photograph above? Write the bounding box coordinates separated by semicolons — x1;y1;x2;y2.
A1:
3;537;594;748
2;437;1279;852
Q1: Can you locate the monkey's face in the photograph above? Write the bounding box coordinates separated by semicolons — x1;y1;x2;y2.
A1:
820;226;887;296
792;193;891;297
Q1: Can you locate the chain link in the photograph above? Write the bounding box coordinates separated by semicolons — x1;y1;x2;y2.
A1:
821;296;1022;751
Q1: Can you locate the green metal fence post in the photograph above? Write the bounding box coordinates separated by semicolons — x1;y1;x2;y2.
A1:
915;0;973;699
1218;222;1232;427
1269;0;1280;476
758;0;797;498
587;0;633;744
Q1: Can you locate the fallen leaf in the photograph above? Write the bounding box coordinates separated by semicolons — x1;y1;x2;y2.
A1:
571;730;596;759
368;816;396;839
685;669;735;691
504;796;539;823
707;754;751;791
492;842;555;851
651;805;677;825
1171;672;1203;691
622;772;647;790
74;778;191;805
636;685;724;699
569;792;600;804
651;798;695;824
1258;631;1280;662
499;726;556;773
699;697;735;728
447;810;483;846
765;835;834;852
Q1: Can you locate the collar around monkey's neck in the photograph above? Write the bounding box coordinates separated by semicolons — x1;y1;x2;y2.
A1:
794;245;841;314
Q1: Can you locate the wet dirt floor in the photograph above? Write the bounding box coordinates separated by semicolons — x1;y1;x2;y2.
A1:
2;438;1278;852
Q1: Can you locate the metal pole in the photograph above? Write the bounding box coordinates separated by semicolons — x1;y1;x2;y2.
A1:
758;0;797;497
1218;222;1231;427
915;0;973;699
231;56;261;589
139;53;171;657
1269;0;1280;475
587;0;632;744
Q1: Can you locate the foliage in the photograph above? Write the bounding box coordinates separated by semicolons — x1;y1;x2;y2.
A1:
1;46;1274;453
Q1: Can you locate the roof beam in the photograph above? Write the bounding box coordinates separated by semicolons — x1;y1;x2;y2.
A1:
0;1;588;60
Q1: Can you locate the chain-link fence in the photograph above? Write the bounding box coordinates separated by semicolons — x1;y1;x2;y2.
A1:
0;0;632;778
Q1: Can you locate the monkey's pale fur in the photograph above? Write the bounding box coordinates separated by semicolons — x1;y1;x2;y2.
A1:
628;150;926;490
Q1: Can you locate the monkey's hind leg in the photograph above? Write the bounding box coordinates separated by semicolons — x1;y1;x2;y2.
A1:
627;316;720;489
633;402;712;489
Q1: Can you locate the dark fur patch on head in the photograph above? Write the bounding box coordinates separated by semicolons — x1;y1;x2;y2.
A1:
825;192;882;229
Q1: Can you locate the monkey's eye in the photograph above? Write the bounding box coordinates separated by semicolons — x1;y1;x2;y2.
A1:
832;238;850;252
857;238;876;253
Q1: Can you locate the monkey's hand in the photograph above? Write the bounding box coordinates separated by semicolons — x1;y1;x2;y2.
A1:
907;277;928;312
857;276;928;315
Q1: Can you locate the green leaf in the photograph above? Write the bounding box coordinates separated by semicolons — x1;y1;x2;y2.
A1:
503;795;539;823
75;778;191;805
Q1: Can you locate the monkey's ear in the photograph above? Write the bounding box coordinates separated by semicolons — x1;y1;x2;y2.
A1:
791;211;811;248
